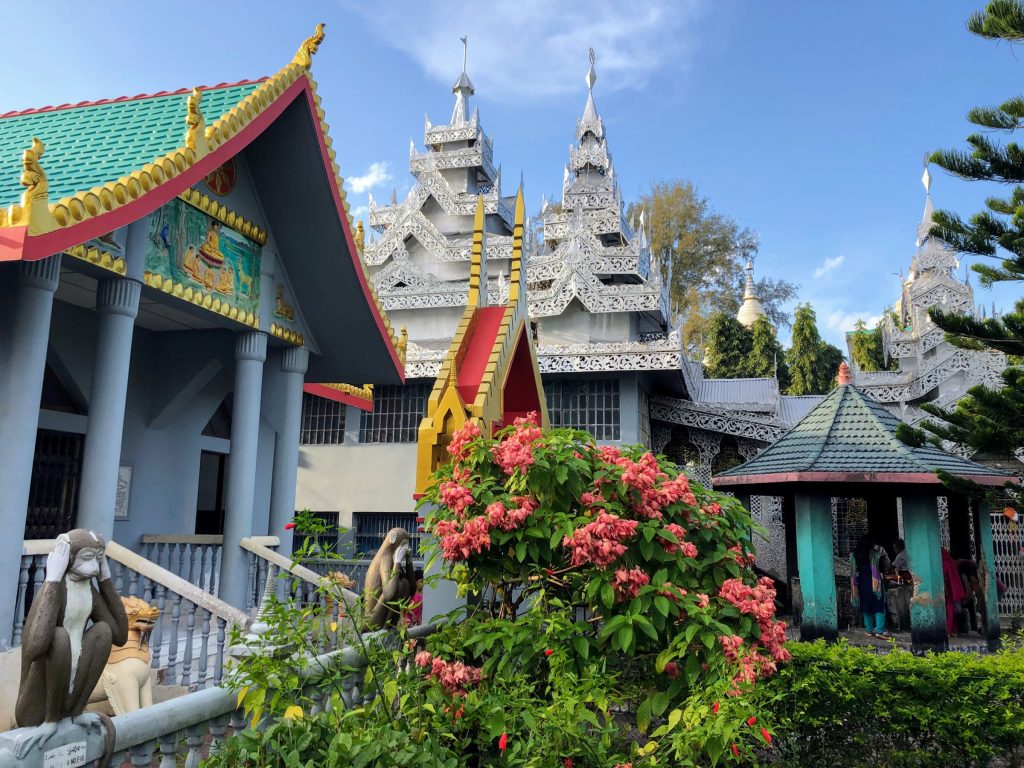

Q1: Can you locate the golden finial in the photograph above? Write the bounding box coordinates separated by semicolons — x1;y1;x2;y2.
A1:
184;87;209;158
3;137;58;234
353;220;365;253
293;23;326;69
397;326;408;362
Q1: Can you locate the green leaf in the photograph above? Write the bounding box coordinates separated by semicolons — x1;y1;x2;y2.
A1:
572;636;590;659
636;697;653;734
618;623;634;653
515;540;527;561
668;708;682;730
601;582;615;609
654;596;670;617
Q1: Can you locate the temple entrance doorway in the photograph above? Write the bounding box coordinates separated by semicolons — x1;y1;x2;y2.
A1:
194;451;227;536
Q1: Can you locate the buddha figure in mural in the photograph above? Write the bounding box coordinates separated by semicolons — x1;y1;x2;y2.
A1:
198;220;225;268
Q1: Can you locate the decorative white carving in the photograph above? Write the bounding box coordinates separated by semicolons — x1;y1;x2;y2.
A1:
650;397;786;444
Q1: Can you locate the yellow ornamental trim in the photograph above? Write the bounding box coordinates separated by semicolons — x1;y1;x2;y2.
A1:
144;271;259;328
179;188;267;245
269;322;304;347
63;243;126;276
320;382;373;401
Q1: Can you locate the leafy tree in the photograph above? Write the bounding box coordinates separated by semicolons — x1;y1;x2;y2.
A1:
704;312;753;379
749;315;791;390
848;318;893;372
627;180;798;351
786;304;845;395
918;0;1024;460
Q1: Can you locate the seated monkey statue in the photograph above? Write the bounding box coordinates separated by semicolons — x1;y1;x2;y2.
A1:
362;528;415;630
89;596;160;715
15;529;128;757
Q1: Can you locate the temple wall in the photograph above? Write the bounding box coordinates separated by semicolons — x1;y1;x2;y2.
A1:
538;308;632;345
388;306;465;344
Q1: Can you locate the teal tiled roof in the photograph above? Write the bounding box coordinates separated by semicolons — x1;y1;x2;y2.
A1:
716;384;1011;481
0;81;264;207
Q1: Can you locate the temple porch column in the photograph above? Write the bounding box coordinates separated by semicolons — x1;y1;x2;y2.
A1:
903;493;948;651
219;332;268;610
975;497;1001;650
794;492;838;641
77;278;141;539
268;346;309;556
0;256;61;649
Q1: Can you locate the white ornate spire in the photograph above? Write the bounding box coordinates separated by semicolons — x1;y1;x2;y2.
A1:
577;48;604;140
917;153;934;247
451;36;475;125
736;259;768;329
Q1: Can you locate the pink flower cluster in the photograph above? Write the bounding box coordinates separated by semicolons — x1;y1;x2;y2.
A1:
563;512;639;568
717;577;791;690
612;567;650;601
447;421;481;462
438;480;474;517
659;523;698;558
415;651;483;697
434;515;491;562
491;413;543;475
719;577;777;623
729;544;756;567
486;495;538;532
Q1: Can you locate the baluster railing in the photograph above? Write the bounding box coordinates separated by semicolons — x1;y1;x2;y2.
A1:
150;583;166;670
180;600;197;688
197;607;212;688
166;592;182;686
13;554;31;646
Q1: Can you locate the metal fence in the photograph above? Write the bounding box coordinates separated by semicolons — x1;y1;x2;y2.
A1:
992;511;1024;617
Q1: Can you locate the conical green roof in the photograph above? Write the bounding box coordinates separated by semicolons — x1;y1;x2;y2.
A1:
714;383;1012;487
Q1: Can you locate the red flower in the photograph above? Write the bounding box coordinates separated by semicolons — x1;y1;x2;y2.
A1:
747;716;757;727
284;522;296;531
498;732;508;751
731;743;740;757
564;760;574;768
663;661;678;678
761;728;772;745
545;568;554;575
712;701;720;714
544;649;554;657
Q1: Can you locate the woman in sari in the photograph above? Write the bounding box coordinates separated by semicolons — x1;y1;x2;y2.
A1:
851;534;889;638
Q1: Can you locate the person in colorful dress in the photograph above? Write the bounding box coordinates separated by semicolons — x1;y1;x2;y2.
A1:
850;534;890;638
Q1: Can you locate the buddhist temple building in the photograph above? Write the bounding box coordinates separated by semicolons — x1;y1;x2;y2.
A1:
0;23;405;676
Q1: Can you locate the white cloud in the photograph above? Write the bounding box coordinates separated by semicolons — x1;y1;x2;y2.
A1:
347;162;392;194
824;310;881;336
343;0;711;100
349;204;369;219
813;255;845;279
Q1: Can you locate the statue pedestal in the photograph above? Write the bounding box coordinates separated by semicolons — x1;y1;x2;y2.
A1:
0;715;109;768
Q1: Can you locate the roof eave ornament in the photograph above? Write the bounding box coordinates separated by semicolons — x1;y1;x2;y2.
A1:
837;361;853;386
293;23;326;70
1;137;59;235
184;87;210;160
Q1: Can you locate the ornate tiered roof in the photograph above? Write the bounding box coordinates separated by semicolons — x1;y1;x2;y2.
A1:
851;162;1005;418
529;50;679;375
366;44;521;321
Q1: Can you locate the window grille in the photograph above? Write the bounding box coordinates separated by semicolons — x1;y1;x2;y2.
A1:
353;512;421;556
294;511;342;556
300;393;346;445
831;497;869;559
543;378;620;440
359;383;432;443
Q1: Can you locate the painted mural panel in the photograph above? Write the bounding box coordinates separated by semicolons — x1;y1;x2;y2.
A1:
145;197;261;316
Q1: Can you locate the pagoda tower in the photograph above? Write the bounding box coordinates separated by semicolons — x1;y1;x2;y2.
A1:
736;259;768;329
364;43;522;377
850;162;1006;423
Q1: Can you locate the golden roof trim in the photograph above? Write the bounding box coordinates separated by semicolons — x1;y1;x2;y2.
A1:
319;382;373;401
269;322;304;347
179;188;267;245
143;270;259;328
63;243;126;276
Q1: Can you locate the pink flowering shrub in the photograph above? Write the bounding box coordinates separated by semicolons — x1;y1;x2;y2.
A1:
417;418;787;764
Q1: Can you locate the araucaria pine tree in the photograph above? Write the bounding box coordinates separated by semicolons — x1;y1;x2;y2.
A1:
704;312;754;379
786;304;845;395
749;315;790;390
919;0;1024;459
849;318;893;372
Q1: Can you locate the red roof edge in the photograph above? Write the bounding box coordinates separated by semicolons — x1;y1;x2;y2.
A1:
304;383;373;412
0;78;269;119
712;470;1015;488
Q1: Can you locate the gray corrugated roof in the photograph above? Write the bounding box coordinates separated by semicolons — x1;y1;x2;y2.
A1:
716;384;1013;482
698;377;778;409
778;395;826;427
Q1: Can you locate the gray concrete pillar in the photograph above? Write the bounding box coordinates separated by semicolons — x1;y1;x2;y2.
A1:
268;347;308;557
219;332;268;610
0;256;60;649
77;279;141;539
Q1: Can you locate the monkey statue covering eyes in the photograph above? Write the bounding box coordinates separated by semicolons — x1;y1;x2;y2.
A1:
14;528;128;758
362;527;416;631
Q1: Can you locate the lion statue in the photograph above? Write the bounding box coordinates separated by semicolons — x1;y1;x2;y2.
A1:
89;595;160;714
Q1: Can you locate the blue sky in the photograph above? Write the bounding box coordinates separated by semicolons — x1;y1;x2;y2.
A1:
1;1;1019;347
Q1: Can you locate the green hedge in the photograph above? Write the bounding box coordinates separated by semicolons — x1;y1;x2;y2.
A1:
755;640;1024;768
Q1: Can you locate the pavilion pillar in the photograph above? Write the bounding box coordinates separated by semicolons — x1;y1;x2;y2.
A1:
0;256;61;649
219;332;268;611
794;492;838;641
903;494;948;651
975;498;1001;650
268;347;309;557
77;279;141;540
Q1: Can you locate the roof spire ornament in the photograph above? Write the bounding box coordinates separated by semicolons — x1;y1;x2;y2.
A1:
293;23;326;70
736;258;768;329
451;35;475;125
184;87;209;159
917;152;934;247
2;137;58;235
581;47;601;129
837;361;853;386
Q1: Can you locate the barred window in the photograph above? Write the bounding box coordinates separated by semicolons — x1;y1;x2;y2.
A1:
353;512;421;556
294;510;342;556
359;383;432;443
300;392;346;445
543;378;620;440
